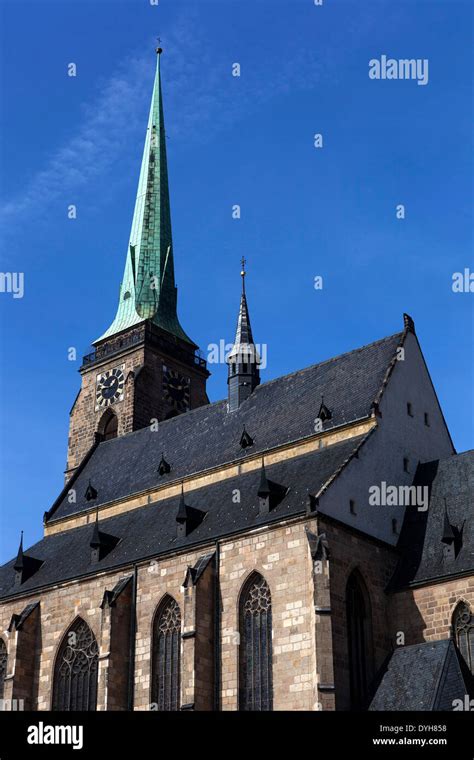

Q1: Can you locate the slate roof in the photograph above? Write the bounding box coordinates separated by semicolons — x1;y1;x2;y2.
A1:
48;331;404;523
0;434;368;600
370;640;474;711
389;450;474;590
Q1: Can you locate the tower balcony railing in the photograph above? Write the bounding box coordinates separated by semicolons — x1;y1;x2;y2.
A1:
81;323;207;371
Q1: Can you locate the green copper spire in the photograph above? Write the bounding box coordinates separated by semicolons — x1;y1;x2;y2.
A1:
95;47;193;345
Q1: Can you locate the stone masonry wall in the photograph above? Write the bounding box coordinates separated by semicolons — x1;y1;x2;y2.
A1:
219;520;318;711
0;518;320;711
67;347;146;477
0;569;129;710
1;517;470;711
321;517;399;711
388;577;474;645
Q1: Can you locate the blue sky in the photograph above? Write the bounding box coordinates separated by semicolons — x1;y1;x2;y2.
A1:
0;0;472;562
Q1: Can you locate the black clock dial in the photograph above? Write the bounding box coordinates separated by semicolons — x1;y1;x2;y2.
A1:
167;376;185;401
101;375;119;399
96;367;125;408
162;367;190;411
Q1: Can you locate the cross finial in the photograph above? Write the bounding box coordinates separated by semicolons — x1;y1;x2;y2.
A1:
156;37;163;55
240;257;246;293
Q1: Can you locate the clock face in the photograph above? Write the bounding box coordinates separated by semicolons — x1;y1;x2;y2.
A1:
95;366;125;410
162;366;190;412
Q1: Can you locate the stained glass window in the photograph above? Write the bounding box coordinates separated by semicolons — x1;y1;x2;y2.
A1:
453;602;474;673
52;618;98;711
151;596;181;711
239;573;273;711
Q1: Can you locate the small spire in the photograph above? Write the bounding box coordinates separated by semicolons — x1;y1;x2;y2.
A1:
228;259;257;356
14;530;24;572
175;484;206;537
89;509;119;560
176;483;188;522
13;531;43;584
90;509;101;549
258;459;271;498
227;260;261;411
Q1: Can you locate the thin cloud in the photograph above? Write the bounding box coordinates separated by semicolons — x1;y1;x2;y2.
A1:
0;55;150;224
0;3;384;230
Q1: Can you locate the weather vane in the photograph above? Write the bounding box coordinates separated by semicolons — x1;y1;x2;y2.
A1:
156;37;163;55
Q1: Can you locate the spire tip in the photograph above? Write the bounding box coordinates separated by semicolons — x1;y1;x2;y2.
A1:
240;256;246;293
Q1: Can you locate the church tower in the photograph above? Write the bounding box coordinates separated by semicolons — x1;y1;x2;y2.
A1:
227;259;260;411
66;48;209;480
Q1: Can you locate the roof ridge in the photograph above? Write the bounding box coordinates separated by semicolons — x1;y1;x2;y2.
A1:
97;329;404;447
250;331;404;393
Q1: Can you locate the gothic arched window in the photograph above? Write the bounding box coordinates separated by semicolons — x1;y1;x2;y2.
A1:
346;570;374;709
97;409;118;441
239;572;273;711
151;596;181;711
103;413;118;441
0;638;7;701
52;618;98;711
453;602;474;673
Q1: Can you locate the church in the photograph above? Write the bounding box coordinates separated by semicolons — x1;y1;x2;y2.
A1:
0;48;472;713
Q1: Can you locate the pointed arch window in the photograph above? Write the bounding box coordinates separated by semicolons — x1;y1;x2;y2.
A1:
103;413;118;441
453;602;474;673
151;596;181;711
97;409;118;441
346;570;374;709
239;573;273;711
0;638;7;701
52;618;98;711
